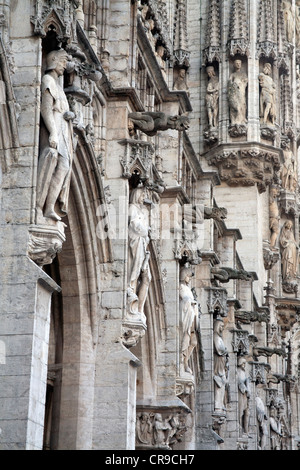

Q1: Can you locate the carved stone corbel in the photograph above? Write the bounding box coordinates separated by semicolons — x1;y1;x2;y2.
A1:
263;241;280;270
27;224;66;266
121;320;146;349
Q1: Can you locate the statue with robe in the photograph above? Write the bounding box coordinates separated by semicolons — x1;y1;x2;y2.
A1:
37;49;75;222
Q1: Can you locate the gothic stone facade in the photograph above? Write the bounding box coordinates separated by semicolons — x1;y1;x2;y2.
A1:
1;0;300;451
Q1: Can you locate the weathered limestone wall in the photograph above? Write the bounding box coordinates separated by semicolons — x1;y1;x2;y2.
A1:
214;185;266;305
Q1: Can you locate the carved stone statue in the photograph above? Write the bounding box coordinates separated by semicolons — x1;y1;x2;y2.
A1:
173;68;188;91
269;406;282;450
228;59;248;126
256;396;268;450
136;412;153;446
269;186;280;249
281;140;297;192
205;66;219;129
279;220;298;280
258;63;276;126
179;265;198;375
213;319;229;412
237;357;251;436
128;111;189;136
283;0;295;43
153;413;171;449
37;49;75;221
127;186;152;320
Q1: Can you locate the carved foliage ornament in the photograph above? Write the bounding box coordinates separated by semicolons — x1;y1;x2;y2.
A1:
207;147;280;193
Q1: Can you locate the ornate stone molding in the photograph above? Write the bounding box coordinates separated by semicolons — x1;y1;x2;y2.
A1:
27;224;66;266
205;144;281;193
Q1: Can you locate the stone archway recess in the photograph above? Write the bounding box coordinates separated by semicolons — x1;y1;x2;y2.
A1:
43;134;111;450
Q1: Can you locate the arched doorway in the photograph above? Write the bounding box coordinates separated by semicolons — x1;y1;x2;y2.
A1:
42;134;111;450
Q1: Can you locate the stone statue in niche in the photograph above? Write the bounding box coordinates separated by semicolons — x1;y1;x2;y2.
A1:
156;45;166;78
281;140;297;192
37;49;75;222
279;220;298;280
173;68;188;92
283;0;295;43
237;357;251;436
269;406;282;450
127;185;152;322
228;59;248;128
258;63;276;126
128;111;190;136
213;319;229;412
179;264;199;375
269;186;280;249
205;65;219;129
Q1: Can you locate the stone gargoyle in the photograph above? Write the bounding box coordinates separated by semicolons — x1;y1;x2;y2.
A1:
204;206;227;221
128;111;190;136
211;266;252;283
235;310;270;324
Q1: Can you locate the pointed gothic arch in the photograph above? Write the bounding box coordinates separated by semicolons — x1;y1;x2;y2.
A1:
43;129;112;450
132;240;166;400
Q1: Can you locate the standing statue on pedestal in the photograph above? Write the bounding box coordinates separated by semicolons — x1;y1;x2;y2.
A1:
179;264;198;375
237;357;251;436
213;319;229;412
258;63;276;126
205;66;219;129
269;186;280;249
283;0;295;43
37;49;75;221
281;140;297;192
279;220;298;280
127;186;152;321
228;59;248;126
